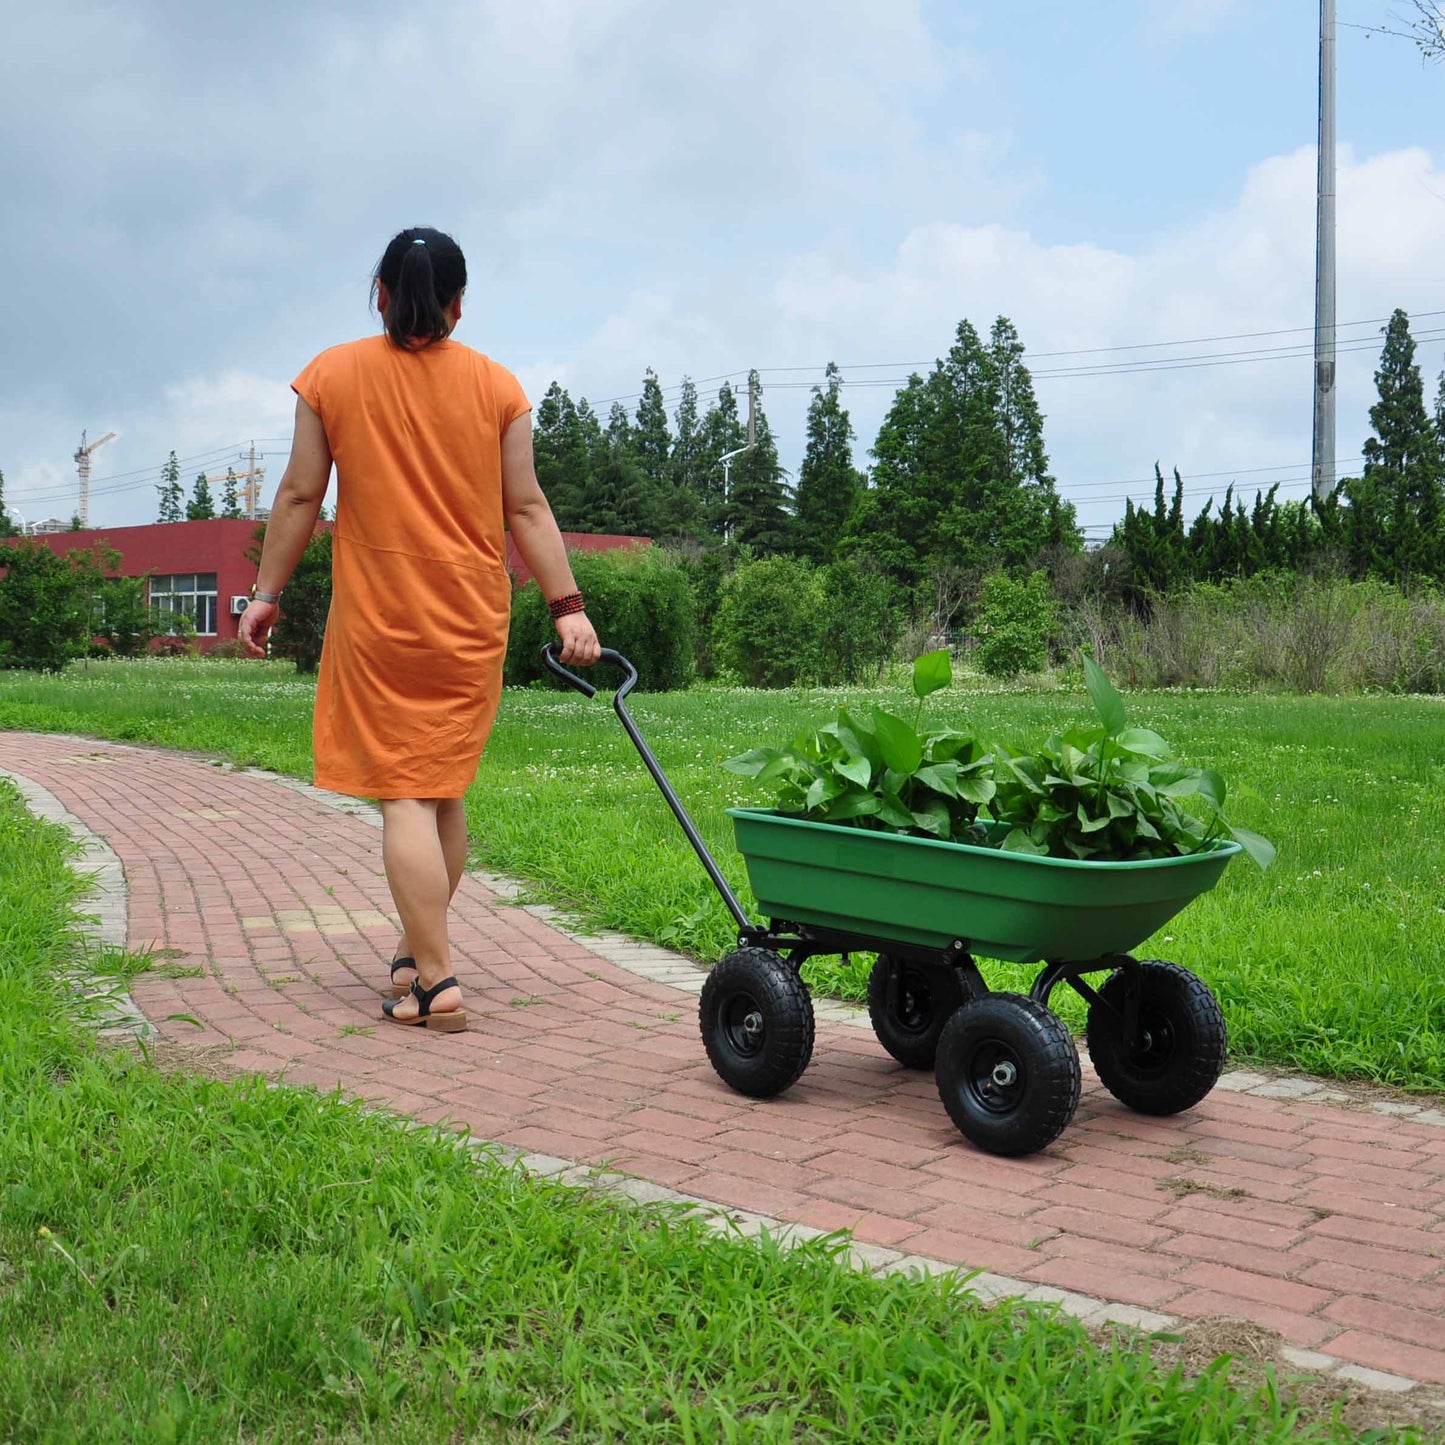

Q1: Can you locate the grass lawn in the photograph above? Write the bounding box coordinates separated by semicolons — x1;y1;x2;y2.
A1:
0;777;1387;1440
1;658;1442;1093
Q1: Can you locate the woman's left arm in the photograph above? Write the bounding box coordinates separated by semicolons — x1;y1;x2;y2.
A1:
238;397;333;657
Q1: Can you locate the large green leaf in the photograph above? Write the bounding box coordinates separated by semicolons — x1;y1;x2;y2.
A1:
1000;827;1049;856
1117;727;1171;760
833;753;873;788
914;762;961;798
1229;825;1276;870
876;792;916;830
912;648;953;700
872;709;923;775
722;748;778;777
822;790;883;821
1081;653;1126;737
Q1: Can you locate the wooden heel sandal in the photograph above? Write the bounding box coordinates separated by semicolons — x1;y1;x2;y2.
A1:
382;976;467;1032
389;955;418;999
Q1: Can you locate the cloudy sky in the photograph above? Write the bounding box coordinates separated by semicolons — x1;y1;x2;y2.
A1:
2;1;1443;537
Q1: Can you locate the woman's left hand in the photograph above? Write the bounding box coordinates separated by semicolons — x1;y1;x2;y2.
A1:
555;611;601;666
238;600;280;658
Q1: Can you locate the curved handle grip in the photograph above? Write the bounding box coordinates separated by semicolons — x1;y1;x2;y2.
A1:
540;642;638;701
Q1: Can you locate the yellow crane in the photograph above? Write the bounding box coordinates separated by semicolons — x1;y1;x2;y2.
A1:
73;429;117;528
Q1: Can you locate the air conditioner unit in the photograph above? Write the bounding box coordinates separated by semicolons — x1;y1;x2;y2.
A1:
230;595;251;616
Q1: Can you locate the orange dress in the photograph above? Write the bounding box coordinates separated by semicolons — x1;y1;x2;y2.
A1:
291;335;530;799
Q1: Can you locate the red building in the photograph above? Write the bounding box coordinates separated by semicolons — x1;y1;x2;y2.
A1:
20;519;647;652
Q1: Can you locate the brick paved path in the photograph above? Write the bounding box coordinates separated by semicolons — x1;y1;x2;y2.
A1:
5;731;1445;1388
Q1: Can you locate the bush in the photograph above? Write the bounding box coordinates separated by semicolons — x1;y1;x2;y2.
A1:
677;547;728;679
817;559;902;684
715;556;822;688
974;570;1056;678
207;639;250;660
270;531;332;675
98;574;155;657
0;541;94;672
507;545;695;692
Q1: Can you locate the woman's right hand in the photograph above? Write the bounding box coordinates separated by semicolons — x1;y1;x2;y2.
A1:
555;612;601;667
238;599;279;658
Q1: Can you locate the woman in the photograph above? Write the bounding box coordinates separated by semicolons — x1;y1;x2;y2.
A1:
240;226;601;1034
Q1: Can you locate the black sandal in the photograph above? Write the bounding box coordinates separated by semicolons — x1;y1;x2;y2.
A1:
382;975;467;1033
389;955;418;999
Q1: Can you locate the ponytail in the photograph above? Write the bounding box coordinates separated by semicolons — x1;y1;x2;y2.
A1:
371;227;468;351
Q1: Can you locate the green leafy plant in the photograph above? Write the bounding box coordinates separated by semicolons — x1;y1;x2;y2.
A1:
988;655;1274;867
724;650;994;841
727;649;1275;869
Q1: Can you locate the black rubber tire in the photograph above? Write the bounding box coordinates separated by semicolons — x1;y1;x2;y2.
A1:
700;947;815;1098
1085;959;1227;1116
935;993;1082;1156
866;956;965;1070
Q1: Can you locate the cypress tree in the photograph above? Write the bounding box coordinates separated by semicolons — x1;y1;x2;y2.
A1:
156;451;184;523
533;382;592;530
668;376;706;540
795;362;862;563
220;467;241;519
725;373;792;554
695;383;747;538
1361;309;1443;581
633;369;672;486
186;472;216;521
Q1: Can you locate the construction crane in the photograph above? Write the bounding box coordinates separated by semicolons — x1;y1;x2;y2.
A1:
73;429;117;528
198;443;266;520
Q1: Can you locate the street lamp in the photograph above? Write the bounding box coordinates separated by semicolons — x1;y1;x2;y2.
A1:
716;444;752;544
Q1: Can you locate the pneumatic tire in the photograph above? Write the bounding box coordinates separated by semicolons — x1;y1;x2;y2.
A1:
935;993;1082;1156
700;947;815;1098
866;956;965;1070
1085;959;1227;1116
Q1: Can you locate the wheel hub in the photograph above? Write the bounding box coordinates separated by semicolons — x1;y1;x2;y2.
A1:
968;1039;1026;1115
722;992;767;1058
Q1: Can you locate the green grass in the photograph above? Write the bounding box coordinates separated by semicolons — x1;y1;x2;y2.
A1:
0;777;1381;1441
2;658;1443;1091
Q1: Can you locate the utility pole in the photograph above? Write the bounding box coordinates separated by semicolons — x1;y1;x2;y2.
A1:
73;428;117;528
1312;0;1337;503
246;441;259;518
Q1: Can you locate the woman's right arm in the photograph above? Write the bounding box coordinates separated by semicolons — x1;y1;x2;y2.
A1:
500;419;602;667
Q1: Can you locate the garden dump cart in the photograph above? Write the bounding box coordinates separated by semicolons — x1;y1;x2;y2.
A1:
542;645;1241;1157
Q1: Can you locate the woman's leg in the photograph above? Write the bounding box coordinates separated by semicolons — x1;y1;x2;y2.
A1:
381;798;462;1018
392;797;469;987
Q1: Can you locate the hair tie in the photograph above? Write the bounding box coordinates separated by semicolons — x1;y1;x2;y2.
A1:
412;237;426;246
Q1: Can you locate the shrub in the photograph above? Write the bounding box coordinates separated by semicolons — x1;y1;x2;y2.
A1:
974;570;1056;678
207;639;250;660
97;574;155;657
0;541;94;672
677;547;728;679
714;555;823;688
507;545;695;692
270;531;333;675
817;559;902;684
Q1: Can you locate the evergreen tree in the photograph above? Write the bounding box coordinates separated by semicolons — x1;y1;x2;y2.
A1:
849;317;1075;586
220;467;241;519
156;451;184;523
633;370;672;485
671;376;704;505
584;454;658;536
1434;370;1445;447
1360;309;1443;581
605;401;634;459
695;383;748;538
532;382;592;530
795;362;862;563
186;472;216;521
725;373;792;554
0;469;17;538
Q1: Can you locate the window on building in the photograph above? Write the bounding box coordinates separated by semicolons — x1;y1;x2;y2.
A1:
150;573;218;636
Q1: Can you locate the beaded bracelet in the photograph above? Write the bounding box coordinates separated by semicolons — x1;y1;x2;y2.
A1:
548;591;586;620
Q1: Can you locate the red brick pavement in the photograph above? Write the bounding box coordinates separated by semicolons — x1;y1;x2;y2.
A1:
6;732;1445;1383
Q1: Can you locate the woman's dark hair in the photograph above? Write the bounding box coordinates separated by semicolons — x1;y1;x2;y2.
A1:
372;227;467;350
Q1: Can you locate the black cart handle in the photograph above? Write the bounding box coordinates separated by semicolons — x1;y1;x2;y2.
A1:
540;643;637;701
537;641;753;934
